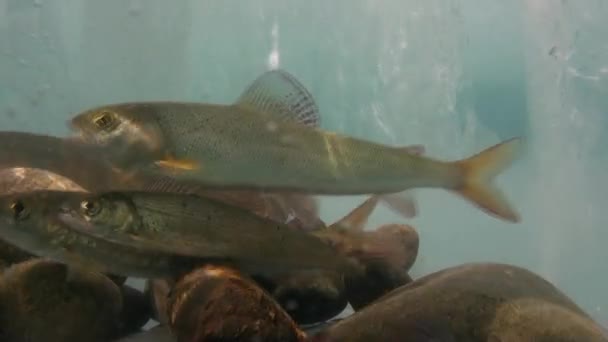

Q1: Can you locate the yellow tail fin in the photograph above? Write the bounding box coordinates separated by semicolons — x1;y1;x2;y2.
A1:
455;137;523;223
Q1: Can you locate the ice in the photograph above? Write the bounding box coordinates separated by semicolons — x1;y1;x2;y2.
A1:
0;0;606;332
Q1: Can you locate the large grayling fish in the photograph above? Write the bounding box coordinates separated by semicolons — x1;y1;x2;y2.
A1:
69;69;522;222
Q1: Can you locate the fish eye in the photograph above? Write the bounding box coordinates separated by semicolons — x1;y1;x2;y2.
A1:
93;111;115;130
80;200;101;217
10;200;29;220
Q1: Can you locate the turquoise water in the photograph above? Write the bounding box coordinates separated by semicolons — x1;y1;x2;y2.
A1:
0;0;606;327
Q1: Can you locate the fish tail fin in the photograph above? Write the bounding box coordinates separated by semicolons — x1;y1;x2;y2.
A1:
454;137;523;223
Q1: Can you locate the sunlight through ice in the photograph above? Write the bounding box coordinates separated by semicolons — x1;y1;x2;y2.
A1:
267;20;280;69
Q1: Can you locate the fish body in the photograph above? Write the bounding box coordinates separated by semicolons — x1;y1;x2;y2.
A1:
0;190;360;280
70;70;523;222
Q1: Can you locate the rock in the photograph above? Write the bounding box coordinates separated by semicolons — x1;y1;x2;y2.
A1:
167;265;306;342
0;259;123;342
313;263;608;342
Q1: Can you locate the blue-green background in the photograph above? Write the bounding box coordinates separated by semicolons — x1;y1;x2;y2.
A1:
1;0;606;325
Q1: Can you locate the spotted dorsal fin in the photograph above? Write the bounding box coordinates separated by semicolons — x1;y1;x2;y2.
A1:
235;69;320;127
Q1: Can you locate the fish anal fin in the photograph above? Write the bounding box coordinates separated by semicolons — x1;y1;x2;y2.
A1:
234;69;320;127
378;192;418;219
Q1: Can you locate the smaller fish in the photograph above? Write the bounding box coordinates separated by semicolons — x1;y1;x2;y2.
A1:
0;190;362;281
313;196;419;273
311;196;419;309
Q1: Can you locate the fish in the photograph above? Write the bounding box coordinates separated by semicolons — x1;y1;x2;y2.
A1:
69;69;523;222
0;131;324;230
0;190;362;281
314;196;419;272
310;196;419;309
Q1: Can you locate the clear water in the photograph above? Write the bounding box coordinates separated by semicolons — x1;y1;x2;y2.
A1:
0;0;606;330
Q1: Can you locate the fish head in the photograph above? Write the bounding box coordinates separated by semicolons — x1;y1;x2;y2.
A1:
69;104;166;166
53;192;141;236
0;191;77;256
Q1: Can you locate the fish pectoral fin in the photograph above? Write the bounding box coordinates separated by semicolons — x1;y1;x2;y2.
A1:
154;155;200;171
234;69;320;127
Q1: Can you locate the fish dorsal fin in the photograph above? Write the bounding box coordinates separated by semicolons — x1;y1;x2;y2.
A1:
235;69;320;127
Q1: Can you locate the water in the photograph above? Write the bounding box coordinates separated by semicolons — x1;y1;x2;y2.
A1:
0;0;606;335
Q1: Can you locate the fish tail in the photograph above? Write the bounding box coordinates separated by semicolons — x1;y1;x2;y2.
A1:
453;137;523;223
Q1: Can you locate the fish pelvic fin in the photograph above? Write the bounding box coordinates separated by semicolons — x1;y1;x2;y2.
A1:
454;137;523;223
